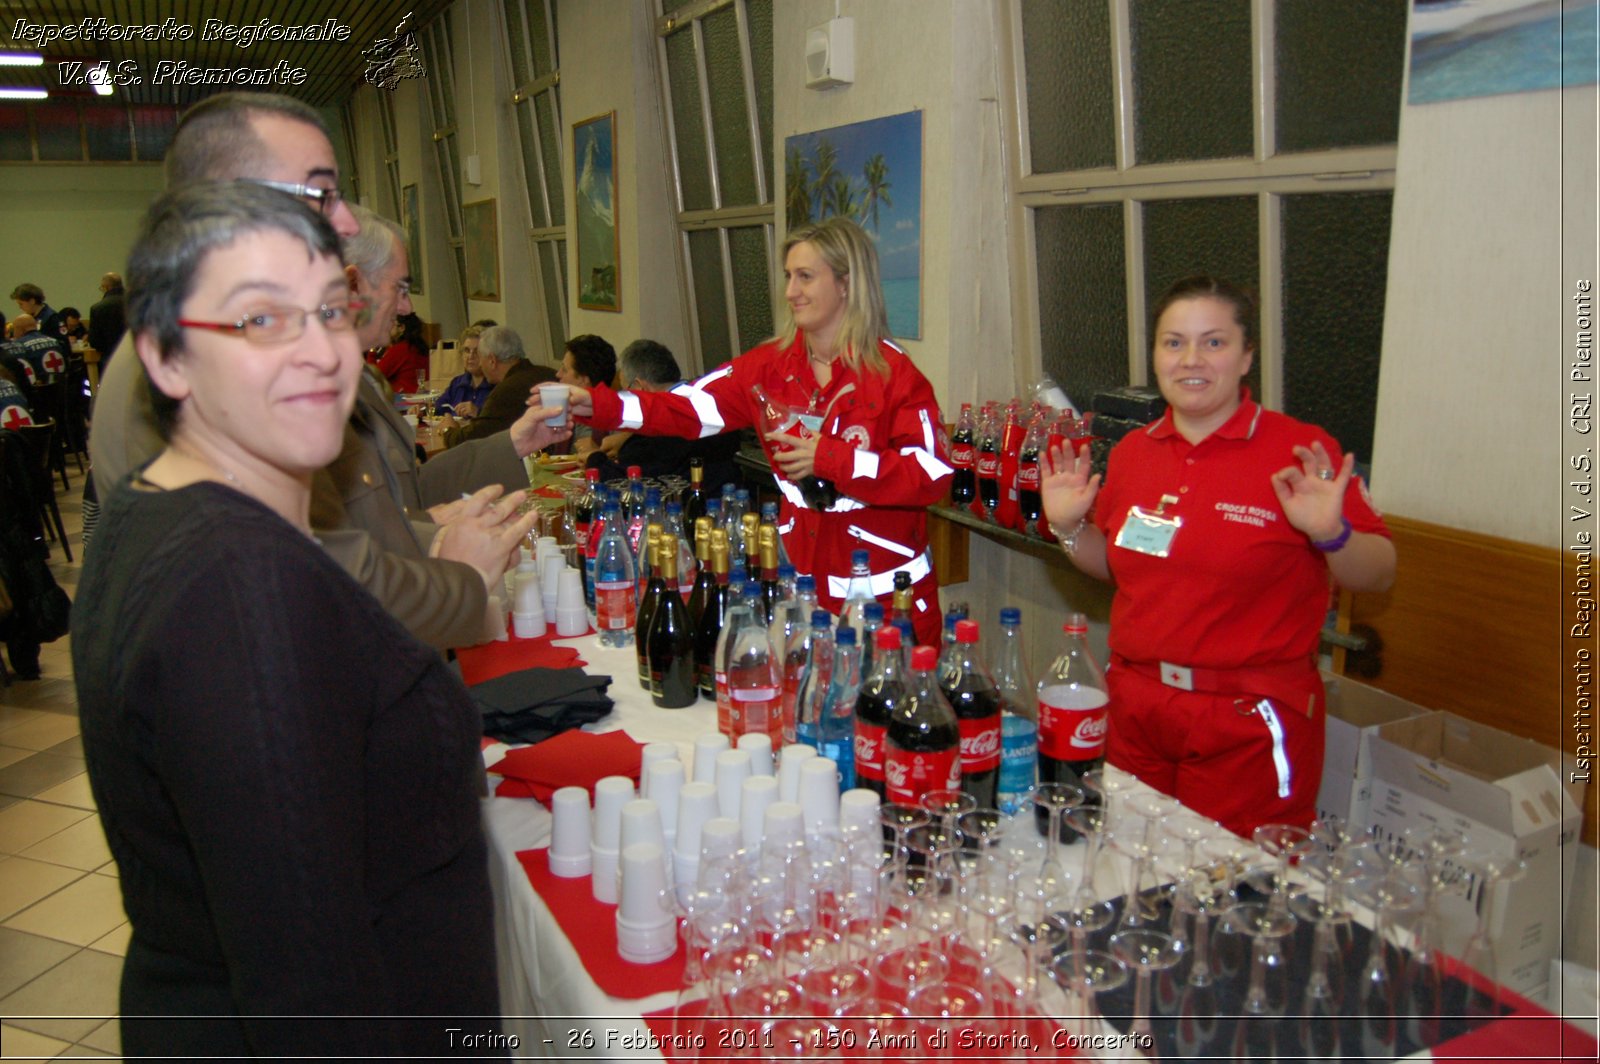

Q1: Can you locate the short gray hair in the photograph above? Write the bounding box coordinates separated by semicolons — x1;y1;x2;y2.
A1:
165;92;332;189
126;182;343;438
480;326;526;364
341;203;406;283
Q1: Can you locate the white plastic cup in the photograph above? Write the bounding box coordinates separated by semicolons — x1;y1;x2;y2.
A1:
620;798;666;855
762;801;806;854
541;555;565;616
798;757;841;838
693;733;730;783
737;733;775;778
539;383;571;427
616;844;675;964
512;599;547;638
778;744;819;803
698;817;743;864
591;776;635;851
714;749;752;820
591;846;620;904
739;775;780;850
548;786;592;878
536;536;561;565
556;568;585;612
645;758;685;848
639;743;679;798
554;604;588;637
839;788;882;841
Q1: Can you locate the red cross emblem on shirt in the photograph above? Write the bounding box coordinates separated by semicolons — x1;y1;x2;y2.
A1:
18;361;37;385
1;405;33;430
42;349;65;375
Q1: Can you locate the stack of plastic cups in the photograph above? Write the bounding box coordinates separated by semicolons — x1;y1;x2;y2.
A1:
554;568;587;636
619;799;668;891
541;554;565;619
639;743;678;798
797;757;841;843
590;776;634;904
740;776;779;851
839;788;882;897
737;733;775;778
616;842;675;964
693;733;730;783
778;744;819;802
512;551;547;639
674;782;719;904
548;786;592;878
713;748;752;820
646;758;685;855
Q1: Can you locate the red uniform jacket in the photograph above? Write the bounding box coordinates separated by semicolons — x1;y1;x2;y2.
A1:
584;334;953;644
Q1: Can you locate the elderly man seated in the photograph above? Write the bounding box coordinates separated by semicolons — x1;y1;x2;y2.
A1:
437;325;554;447
1;313;68;387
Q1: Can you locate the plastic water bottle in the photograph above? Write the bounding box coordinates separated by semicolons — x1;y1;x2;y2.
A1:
593;494;637;647
794;611;836;755
991;606;1039;816
822;625;862;790
723;581;781;743
837;549;876;646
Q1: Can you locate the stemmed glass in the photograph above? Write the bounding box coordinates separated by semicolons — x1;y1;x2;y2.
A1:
1349;865;1424;1061
1081;766;1139;828
1001;871;1071;1020
1288;836;1361;1061
1050;948;1129;1050
1109;928;1184;1059
728;869;807;1021
1395;824;1469;1045
920;788;977;834
1030;781;1085;885
1220;896;1297;1061
879;802;932;873
874;860;952;995
1249;823;1315;920
1168;863;1233;1059
1457;850;1528;1022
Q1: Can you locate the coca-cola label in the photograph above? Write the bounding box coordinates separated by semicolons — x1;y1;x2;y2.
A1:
950;442;976;470
1018;462;1041;489
957;716;1002;773
885;745;961;804
976;453;1000;478
1038;687;1109;760
596;581;635;631
855;722;886;781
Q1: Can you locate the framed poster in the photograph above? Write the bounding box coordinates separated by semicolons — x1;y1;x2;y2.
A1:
574;111;620;312
462;198;500;302
401;183;423;295
784;110;923;339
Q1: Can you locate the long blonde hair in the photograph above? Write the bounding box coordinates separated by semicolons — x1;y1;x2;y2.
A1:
777;216;892;378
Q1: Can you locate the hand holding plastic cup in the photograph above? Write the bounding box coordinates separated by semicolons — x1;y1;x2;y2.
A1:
538;383;571;427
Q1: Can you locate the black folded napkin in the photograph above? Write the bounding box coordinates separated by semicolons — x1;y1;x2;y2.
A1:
472;666;615;745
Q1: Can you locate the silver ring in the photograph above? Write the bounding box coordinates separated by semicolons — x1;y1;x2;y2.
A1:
1316;468;1335;481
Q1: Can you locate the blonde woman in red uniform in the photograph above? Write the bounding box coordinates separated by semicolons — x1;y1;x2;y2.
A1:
1040;275;1395;836
562;216;952;644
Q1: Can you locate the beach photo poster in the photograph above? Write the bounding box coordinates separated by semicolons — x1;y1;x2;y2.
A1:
402;183;423;296
463;199;500;302
1408;0;1598;104
784;110;923;340
575;111;620;312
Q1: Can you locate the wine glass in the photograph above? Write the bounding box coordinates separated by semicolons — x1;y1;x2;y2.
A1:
1030;781;1085;885
1348;866;1423;1060
1457;850;1529;1022
1109;928;1184;1059
879;802;932;873
920;787;977;834
1050;948;1129;1051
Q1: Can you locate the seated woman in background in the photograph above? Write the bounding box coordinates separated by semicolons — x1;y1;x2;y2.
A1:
376;310;429;393
72;183;501;1057
436;324;492;417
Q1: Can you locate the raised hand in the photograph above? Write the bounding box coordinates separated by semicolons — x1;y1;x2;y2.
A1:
1270;441;1354;542
431;485;538;589
1040;441;1100;536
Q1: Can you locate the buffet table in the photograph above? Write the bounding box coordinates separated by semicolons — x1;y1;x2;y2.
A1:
469;631;1596;1062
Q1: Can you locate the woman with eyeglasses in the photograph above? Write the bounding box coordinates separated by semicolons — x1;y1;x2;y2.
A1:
72;184;502;1057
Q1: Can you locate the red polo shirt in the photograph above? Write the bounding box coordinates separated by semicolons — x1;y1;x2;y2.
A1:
1093;393;1388;672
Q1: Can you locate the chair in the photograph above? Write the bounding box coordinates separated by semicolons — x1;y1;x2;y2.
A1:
26;380;72;492
14;420;71;563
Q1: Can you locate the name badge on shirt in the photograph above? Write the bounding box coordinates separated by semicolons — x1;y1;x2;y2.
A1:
1114;495;1182;558
798;413;825;434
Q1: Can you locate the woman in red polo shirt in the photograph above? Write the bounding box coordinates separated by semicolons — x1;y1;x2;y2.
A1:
1040;275;1395;836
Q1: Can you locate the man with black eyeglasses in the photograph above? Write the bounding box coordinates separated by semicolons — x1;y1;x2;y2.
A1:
90;92;569;652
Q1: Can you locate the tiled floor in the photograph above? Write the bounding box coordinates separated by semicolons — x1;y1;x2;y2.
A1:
1;471;126;1059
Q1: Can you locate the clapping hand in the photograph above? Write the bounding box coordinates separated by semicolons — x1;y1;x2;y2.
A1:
430;485;538;588
1270;441;1353;542
1040;441;1100;536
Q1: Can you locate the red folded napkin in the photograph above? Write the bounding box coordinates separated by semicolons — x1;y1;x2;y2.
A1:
456;628;592;686
517;848;684;1000
489;728;645;803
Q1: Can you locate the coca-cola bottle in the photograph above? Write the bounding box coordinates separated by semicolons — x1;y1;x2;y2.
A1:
949;402;977;506
939;619;1001;810
648;534;697;708
1036;612;1110;838
975;405;1001;521
884;645;962;806
1018;413;1046;537
854;625;907;802
751;382;837;510
996;402;1024;530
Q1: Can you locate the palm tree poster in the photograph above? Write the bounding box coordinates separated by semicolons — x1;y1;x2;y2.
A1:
574;111;620;312
785;110;923;339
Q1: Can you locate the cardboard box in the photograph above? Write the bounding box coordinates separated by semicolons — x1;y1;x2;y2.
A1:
1366;712;1585;999
1316;672;1433;831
